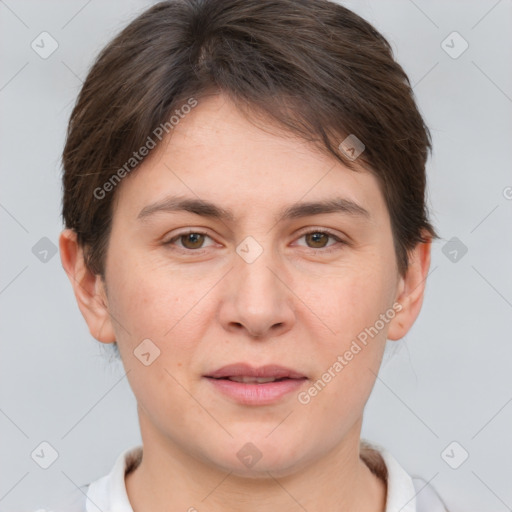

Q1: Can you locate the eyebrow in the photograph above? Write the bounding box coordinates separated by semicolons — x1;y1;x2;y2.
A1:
137;195;371;223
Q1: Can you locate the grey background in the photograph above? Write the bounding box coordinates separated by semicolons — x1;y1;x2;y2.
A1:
1;1;511;511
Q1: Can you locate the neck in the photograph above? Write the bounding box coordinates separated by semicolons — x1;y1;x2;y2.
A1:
125;412;386;512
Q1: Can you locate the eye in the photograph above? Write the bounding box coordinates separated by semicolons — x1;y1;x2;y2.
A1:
163;228;346;254
164;230;215;251
294;229;345;251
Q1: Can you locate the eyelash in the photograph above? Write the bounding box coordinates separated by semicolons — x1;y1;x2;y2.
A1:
164;228;346;254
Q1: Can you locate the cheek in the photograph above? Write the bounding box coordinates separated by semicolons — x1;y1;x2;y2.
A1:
105;257;203;410
107;272;171;339
301;263;395;342
106;247;180;322
105;251;217;365
300;286;389;427
297;261;394;404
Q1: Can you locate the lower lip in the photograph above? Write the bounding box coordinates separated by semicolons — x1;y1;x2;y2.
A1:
205;377;307;405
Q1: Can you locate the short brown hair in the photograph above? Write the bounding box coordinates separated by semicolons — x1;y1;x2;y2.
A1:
62;0;438;277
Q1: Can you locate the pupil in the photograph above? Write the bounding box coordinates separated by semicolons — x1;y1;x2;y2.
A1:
183;233;204;249
307;232;327;248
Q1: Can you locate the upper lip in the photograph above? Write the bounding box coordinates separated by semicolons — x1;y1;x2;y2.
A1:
205;363;307;379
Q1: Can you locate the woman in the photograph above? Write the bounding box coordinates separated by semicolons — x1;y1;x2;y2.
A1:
56;0;447;510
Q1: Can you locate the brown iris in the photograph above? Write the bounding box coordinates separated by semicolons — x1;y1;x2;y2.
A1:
305;232;330;248
180;233;206;249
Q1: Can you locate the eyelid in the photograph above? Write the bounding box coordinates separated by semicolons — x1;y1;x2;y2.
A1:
294;226;343;239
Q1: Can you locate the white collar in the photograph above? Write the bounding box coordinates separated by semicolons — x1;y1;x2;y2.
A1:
86;446;139;512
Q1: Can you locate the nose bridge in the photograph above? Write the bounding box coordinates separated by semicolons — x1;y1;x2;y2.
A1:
235;235;283;307
220;234;295;337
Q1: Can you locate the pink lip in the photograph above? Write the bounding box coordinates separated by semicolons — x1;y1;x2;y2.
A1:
205;363;306;380
204;363;308;405
205;377;307;405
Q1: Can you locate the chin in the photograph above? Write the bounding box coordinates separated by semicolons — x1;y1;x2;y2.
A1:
204;438;310;478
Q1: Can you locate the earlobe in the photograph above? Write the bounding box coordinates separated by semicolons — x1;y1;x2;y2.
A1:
59;229;116;344
387;237;432;341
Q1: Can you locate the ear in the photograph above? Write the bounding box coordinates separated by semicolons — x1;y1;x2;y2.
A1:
387;235;432;341
59;229;116;344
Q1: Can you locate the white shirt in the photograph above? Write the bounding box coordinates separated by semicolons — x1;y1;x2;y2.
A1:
42;444;448;512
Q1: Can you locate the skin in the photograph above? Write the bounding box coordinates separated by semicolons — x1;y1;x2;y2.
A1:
60;92;431;512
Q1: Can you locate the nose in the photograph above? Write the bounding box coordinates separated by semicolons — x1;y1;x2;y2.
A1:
217;244;295;339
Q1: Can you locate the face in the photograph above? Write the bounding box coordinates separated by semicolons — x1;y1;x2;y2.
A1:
61;93;430;478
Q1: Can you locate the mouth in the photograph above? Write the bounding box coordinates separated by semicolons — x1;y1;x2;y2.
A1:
205;362;307;380
204;363;308;405
208;376;301;384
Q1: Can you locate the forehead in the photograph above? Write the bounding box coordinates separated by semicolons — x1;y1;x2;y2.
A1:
113;93;388;227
